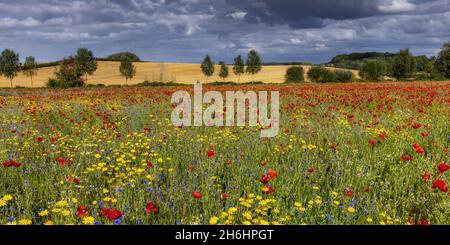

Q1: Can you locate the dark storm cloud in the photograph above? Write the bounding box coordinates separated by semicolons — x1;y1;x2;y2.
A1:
224;0;380;28
0;0;449;63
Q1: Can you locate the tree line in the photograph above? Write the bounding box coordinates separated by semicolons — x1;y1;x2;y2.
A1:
200;50;262;83
358;43;450;81
0;48;136;88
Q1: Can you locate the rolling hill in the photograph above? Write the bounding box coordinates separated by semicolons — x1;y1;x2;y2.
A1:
0;61;360;88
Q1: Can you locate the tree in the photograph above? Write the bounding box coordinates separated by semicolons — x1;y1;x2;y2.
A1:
285;66;305;83
106;52;141;62
119;58;136;85
435;42;450;79
218;61;229;82
0;49;21;88
246;50;262;82
49;56;85;88
233;55;245;82
392;48;416;80
200;55;214;82
359;60;387;81
23;56;38;87
75;48;98;84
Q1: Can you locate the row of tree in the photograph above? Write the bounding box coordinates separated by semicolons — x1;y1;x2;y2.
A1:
0;47;137;88
200;50;262;83
359;42;450;81
0;49;38;87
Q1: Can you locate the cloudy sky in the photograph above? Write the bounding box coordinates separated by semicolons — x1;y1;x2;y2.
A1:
0;0;449;63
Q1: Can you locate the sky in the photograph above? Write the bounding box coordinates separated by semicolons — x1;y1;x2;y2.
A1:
0;0;449;64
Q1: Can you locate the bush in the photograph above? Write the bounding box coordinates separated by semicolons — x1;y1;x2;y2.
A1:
334;70;354;82
46;78;60;88
285;66;305;83
307;66;336;83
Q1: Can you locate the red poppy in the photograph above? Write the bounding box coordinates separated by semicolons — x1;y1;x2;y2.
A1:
66;175;80;184
421;132;429;137
77;206;88;218
378;134;385;140
146;162;154;168
432;180;448;192
267;170;277;180
344;187;353;197
260;174;270;185
418;220;431;226
437;163;450;174
412;123;421;129
413;144;425;155
56;157;69;166
401;155;413;161
145;202;158;213
37;137;44;143
262;185;275;195
260;161;267;167
369;139;375;146
100;208;123;221
307;168;316;173
192;192;202;199
221;193;229;200
207;150;215;158
421;172;431;181
2;160;22;168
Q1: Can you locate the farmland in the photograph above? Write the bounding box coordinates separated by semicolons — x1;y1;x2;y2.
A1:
0;81;449;225
0;61;359;88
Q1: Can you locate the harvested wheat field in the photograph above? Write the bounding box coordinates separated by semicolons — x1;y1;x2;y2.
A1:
0;61;359;87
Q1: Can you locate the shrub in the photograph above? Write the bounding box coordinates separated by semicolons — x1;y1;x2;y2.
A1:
285;66;305;83
307;66;336;83
334;70;353;82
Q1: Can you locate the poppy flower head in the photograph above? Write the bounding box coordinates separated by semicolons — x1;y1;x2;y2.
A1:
260;174;270;185
207;150;215;158
2;160;22;168
437;163;449;174
421;172;431;181
145;202;158;213
221;193;229;200
267;170;278;180
432;180;448;192
100;208;123;221
413;144;425;155
77;206;88;218
344;187;353;197
262;185;275;195
192;191;202;199
401;155;413;161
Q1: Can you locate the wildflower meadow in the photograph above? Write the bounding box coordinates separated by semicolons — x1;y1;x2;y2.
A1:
0;82;449;225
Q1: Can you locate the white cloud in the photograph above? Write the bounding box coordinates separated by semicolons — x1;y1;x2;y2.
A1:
378;0;416;13
228;11;247;20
